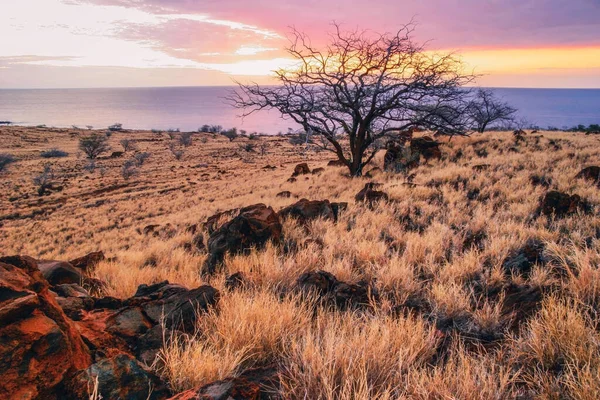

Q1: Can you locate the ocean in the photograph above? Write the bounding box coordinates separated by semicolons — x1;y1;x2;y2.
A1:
0;86;598;133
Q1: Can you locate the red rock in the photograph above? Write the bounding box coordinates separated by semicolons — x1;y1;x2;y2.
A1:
0;256;91;399
327;159;346;167
539;191;591;217
576;166;600;184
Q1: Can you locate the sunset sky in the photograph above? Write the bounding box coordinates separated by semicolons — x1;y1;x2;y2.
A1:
1;0;599;89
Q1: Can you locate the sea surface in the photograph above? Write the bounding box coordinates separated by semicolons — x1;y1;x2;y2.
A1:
0;86;598;133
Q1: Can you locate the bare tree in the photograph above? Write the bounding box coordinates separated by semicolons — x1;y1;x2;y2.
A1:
467;88;517;133
79;134;110;159
229;23;474;176
120;138;136;152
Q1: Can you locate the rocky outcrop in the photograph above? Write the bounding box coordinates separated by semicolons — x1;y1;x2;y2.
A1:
203;204;283;275
0;254;221;399
0;256;92;399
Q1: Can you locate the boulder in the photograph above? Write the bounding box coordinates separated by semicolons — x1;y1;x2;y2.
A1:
355;183;389;206
539;191;591;217
38;260;83;286
225;272;248;291
203;204;283;275
69;251;105;272
295;271;373;310
0;256;91;399
312;167;325;175
278;199;336;224
576;166;600;184
292;163;311;177
67;354;171;400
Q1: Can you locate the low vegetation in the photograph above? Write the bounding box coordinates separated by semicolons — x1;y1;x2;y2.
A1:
40;148;69;158
1;125;599;399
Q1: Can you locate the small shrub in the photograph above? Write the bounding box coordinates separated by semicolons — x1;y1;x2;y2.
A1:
79;134;110;159
151;129;164;134
239;143;256;153
134;152;151;166
40;148;69;158
84;161;96;172
199;125;211;133
179;132;193;147
120;139;136;152
0;153;17;172
168;142;184;160
208;125;222;133
108;123;123;132
85;125;93;130
121;160;138;180
32;164;54;196
167;128;180;140
221;128;238;142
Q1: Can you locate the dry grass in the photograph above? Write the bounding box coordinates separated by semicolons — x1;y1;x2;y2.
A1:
2;126;600;398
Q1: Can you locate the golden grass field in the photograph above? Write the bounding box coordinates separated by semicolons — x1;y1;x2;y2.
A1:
1;125;600;399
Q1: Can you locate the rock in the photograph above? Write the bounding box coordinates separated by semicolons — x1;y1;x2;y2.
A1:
225;272;248;291
355;183;389;205
276;191;292;198
286;177;297;183
169;367;278;400
539;191;591;217
292;163;311;177
472;164;490;172
142;224;161;235
576;166;600;184
502;238;546;276
384;142;420;173
410;137;442;162
332;282;371;310
203;208;240;235
327;159;345;167
37;260;83;286
135;325;165;365
296;270;338;296
67;354;171;400
330;202;348;221
106;306;154;340
278;199;336;224
203;204;283;275
192;233;205;251
110;151;124;158
0;256;91;399
53;283;90;298
69;251;105;272
530;174;553;188
312;167;325;175
136;283;220;333
501;284;544;330
364;167;381;178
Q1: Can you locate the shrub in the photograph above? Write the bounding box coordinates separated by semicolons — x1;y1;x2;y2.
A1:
0;153;17;172
40;148;69;158
120;139;136;152
108;123;123;132
121;160;137;180
167;128;180;140
84;161;96;172
32;164;54;196
179;132;193;147
133;152;151;166
79;134;110;159
221;128;238;142
199;125;211;133
168;142;184;160
151;129;164;134
209;125;222;134
85;125;93;130
239;143;256;153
